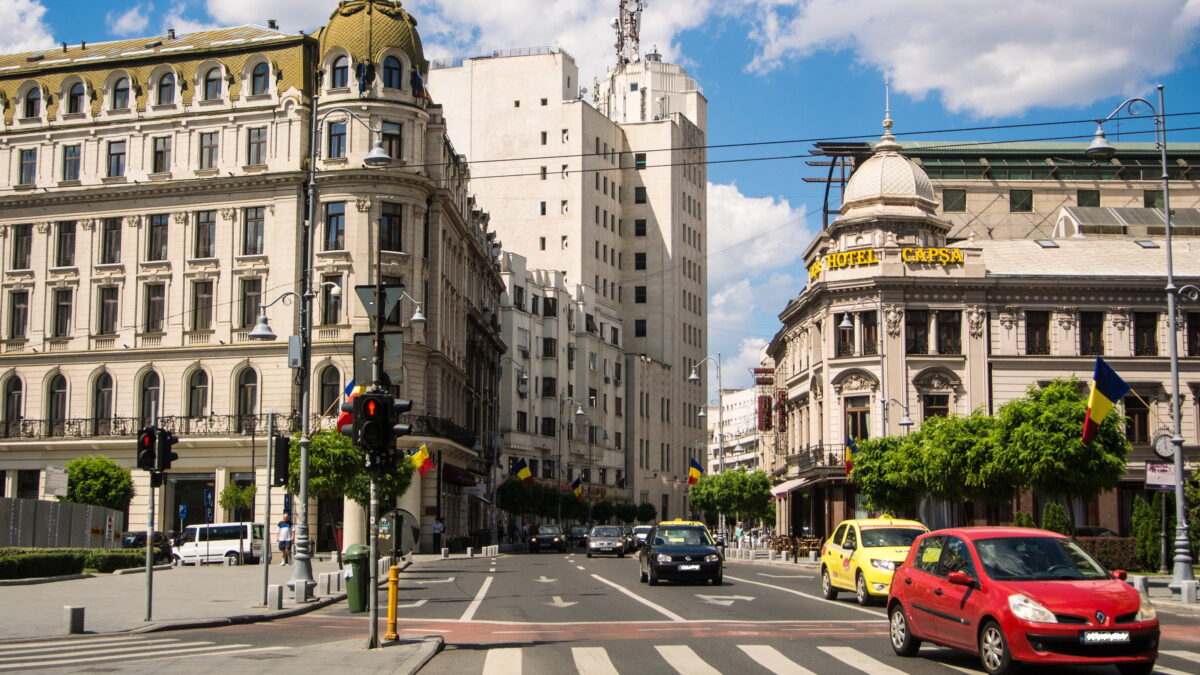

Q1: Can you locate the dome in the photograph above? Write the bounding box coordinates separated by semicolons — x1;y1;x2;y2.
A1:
841;118;936;209
317;0;428;72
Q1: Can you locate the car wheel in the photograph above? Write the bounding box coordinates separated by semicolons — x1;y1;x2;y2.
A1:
648;568;659;586
712;573;723;586
225;552;241;566
618;552;625;558
587;552;593;558
821;567;838;600
889;604;921;656
979;620;1017;675
1115;664;1155;675
855;572;872;606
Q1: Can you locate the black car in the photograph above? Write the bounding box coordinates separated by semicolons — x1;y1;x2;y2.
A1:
120;531;173;564
638;521;723;585
567;525;589;549
529;524;567;553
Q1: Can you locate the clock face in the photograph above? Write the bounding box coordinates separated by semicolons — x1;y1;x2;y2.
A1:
1153;434;1175;460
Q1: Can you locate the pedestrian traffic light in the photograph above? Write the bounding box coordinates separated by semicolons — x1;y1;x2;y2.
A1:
338;397;355;437
393;399;413;438
355;391;394;452
156;428;179;471
273;435;290;487
137;427;157;471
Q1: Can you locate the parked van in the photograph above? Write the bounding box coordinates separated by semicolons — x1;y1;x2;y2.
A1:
173;523;264;565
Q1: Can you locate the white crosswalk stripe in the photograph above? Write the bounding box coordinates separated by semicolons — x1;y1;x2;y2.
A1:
737;645;818;675
817;646;911;675
655;645;721;675
482;647;521;675
572;646;619;675
0;636;285;671
1161;650;1200;664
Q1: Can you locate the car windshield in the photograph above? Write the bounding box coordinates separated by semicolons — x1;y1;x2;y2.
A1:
861;527;926;548
975;536;1109;581
121;534;143;547
591;527;622;537
539;526;562;535
634;526;651;533
570;526;587;534
654;527;713;546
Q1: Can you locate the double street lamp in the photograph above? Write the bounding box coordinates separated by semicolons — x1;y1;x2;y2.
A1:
1085;85;1194;591
557;395;586;524
689;355;723;534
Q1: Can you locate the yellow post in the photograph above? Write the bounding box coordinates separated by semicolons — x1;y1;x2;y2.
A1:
384;564;399;641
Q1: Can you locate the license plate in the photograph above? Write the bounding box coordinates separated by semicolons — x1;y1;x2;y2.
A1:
1081;631;1131;644
599;547;611;551
678;564;700;571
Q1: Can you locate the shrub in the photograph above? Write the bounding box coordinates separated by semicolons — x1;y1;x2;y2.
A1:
0;547;149;579
1130;493;1169;571
1011;512;1036;528
1040;502;1072;536
85;549;147;573
1076;537;1139;572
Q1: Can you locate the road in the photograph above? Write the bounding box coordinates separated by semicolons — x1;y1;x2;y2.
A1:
5;550;1200;674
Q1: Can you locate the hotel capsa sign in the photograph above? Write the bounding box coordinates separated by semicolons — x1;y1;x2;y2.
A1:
807;246;965;280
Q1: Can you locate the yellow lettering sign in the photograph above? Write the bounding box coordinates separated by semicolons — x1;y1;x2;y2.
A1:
901;247;965;267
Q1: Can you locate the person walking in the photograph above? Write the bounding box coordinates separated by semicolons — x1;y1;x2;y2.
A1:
277;513;293;565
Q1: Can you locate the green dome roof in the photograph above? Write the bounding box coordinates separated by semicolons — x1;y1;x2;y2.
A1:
317;0;428;72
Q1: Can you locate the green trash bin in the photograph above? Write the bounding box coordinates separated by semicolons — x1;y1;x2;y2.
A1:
343;544;371;613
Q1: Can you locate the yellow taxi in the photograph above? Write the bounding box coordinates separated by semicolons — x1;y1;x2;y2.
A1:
819;516;927;605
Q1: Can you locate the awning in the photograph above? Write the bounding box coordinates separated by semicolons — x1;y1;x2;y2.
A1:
441;463;477;486
771;477;812;496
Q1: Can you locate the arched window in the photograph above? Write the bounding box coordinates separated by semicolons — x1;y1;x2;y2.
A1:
251;63;270;95
187;370;209;418
23;88;40;118
319;366;341;414
93;372;114;435
3;377;23;436
236;368;258;432
157;72;175;105
139;371;160;425
382;56;402;89
48;374;68;436
112;78;130;110
204;67;222;100
331;56;349;88
67;83;85;114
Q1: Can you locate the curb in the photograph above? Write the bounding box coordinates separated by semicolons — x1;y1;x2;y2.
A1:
0;573;94;586
389;636;445;675
114;564;174;575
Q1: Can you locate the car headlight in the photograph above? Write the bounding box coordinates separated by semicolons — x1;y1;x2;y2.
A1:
553;537;561;542
704;554;720;563
870;559;895;571
1135;592;1157;622
657;553;672;563
1008;593;1057;623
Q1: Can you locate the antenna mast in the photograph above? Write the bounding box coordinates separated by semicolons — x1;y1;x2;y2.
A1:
615;0;644;66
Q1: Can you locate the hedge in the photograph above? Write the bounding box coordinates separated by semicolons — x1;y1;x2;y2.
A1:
0;547;151;579
1076;537;1140;573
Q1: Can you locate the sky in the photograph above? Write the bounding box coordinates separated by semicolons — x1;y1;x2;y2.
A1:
6;0;1200;394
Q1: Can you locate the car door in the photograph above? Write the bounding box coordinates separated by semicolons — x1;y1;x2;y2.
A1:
903;535;946;640
839;524;860;589
823;523;848;586
928;535;984;649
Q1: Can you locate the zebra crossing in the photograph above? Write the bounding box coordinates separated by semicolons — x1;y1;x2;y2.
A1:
0;634;286;671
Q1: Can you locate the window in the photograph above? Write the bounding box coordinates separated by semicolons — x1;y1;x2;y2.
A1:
107;140;126;177
1080;311;1104;355
936;310;961;354
157;72;175;104
942;189;966;212
23;88;40;118
193;210;215;258
540;166;547;180
1144;190;1164;209
8;291;28;339
635;286;647;303
240;278;262;328
941;537;976;577
635;219;647;236
382;121;401;160
62;144;81;181
11;224;31;270
236;368;259;429
634;152;647;169
328;121;346;158
239;206;265;255
541;131;548;145
913;535;945;575
191;281;213;330
112;78;130;109
381;202;403;251
635;319;647;337
1077;189;1100;207
55;221;76;268
1124;395;1149;443
93;372;114;434
540;376;557;398
319;366;341;413
383;56;402;89
634;252;646;270
836;313;855;357
199;131;219;169
330;56;349;88
48;375;68;435
3;378;22;430
18;149;36;185
203;68;222;100
97;286;119;335
49;289;72;338
1009;189;1033;213
143;284;165;332
324;202;345;250
139;371;160;424
1134;312;1158;356
320;275;342;325
1025;310;1049;355
634;186;647;204
68;82;85;113
1189;313;1200;357
906;310;929;355
187;370;209;417
923;394;950;419
861;311;879;355
251;62;270;95
147;214;169;261
247;127;267;165
152;136;171;173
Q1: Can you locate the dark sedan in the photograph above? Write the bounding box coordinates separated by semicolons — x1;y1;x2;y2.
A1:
638;521;723;585
587;526;626;557
529;524;567;553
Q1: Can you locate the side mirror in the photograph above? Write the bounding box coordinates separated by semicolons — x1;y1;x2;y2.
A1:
1112;570;1127;581
947;571;975;586
843;542;856;551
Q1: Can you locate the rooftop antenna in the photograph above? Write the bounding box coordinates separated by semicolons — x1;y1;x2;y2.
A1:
615;0;643;66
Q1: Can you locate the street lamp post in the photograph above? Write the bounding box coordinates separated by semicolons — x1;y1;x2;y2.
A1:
494;356;528;539
557;396;585;524
689;355;722;535
1085;84;1193;591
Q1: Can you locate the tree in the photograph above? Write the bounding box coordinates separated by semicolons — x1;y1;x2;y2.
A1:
1130;493;1167;571
591;500;614;524
918;412;1014;505
1011;512;1036;528
687;470;772;524
218;483;256;520
1040;501;1072;536
497;477;532;517
637;502;657;523
614;502;638;524
61;455;134;512
851;436;925;517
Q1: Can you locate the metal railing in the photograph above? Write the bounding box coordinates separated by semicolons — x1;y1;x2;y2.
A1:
785;444;849;476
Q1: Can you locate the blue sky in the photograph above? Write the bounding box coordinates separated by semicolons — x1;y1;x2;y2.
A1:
7;0;1200;393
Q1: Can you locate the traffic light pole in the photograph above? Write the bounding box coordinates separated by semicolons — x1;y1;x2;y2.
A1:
145;403;157;622
262;412;275;607
367;241;385;650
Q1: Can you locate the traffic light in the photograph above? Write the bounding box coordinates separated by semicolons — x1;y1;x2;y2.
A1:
156;428;179;471
137;427;157;471
393;399;413;439
338;397;355;437
355;392;394;451
273;435;290;487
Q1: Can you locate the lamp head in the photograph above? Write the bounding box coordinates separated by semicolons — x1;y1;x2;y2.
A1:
899;414;915;427
247;310;277;341
687;369;700;383
364;139;392;166
517;370;529;386
697;408;706;418
410;304;427;325
327;283;342;298
1084;123;1115;160
838;313;854;330
575;405;585;416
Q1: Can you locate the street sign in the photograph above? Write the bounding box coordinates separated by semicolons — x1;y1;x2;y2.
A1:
353;331;405;386
178;504;188;520
284;493;292;515
1146;461;1176;490
203;488;214;507
354;284;405;318
44;466;68;498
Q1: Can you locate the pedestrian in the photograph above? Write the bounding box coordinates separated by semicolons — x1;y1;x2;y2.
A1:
508;520;518;544
277;513;293;565
432;516;445;551
734;522;744;549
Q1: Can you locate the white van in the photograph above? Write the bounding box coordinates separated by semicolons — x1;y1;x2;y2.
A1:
173;523;264;565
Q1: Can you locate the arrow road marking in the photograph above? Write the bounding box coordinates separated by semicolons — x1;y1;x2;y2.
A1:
413;577;456;584
533;576;557;583
459;576;493;622
695;594;755;607
544;595;578;608
395;599;427;608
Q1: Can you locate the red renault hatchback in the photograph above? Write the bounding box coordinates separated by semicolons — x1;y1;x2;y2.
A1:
888;527;1158;675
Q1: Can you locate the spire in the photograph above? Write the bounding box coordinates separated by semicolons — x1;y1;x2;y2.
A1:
875;73;901;153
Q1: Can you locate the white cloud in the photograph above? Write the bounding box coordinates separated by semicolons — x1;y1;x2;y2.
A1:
202;0;332;32
0;0;56;54
705;181;809;289
737;0;1200;117
162;1;223;34
107;4;150;37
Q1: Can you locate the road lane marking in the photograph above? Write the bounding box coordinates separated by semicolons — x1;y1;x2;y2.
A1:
533;576;557;583
757;573;813;578
655;645;720;675
817;646;909;674
572;646;619;675
0;643;265;670
482;647;521;675
738;645;818;675
1162;651;1200;664
414;577;456;584
0;640;210;662
695;594;755;606
396;599;428;608
459;575;494;621
577;565;586;570
1154;667;1194;675
725;575;884;617
545;595;578;608
0;637;179;654
590;573;686;622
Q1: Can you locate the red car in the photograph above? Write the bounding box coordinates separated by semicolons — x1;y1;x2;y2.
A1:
887;527;1158;675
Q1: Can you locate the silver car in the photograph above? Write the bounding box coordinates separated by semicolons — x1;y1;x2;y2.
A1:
587;526;627;558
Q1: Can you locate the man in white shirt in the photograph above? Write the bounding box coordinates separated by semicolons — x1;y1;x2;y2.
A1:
277;514;293;565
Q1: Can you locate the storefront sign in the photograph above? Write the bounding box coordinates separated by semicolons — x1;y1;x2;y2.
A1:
808;249;880;280
1146;461;1176;490
901;247;965;265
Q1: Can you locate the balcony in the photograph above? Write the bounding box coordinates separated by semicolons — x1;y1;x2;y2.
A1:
785;444;850;479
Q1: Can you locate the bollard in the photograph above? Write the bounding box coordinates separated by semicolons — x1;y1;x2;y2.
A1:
384;565;400;641
467;547;475;558
441;548;449;559
335;571;344;593
1182;580;1198;604
1129;575;1149;594
749;550;757;561
63;606;84;634
808;551;817;562
768;550;776;561
321;572;335;595
267;585;283;610
782;551;790;562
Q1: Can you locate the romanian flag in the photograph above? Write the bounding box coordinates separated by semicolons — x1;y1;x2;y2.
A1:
571;476;583;501
687;458;703;486
410;445;435;477
336;384;366;433
410;69;432;101
1083;357;1131;444
511;458;533;485
845;436;860;476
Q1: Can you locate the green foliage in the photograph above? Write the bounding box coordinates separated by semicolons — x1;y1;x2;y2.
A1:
1076;537;1140;572
1187;476;1200;556
1011;512;1036;528
530;485;561;519
559;491;585;521
1040;502;1072;535
918;412;1014;504
637;502;657;523
218;483;256;513
497;477;532;515
687;470;773;523
614;502;639;524
286;430;413;508
1131;493;1171;571
0;547;148;579
851;436;925;517
591;500;614;524
60;456;135;512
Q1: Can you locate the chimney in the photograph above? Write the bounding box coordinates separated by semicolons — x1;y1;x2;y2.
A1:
267;19;278;30
167;28;176;39
62;42;67;53
81;41;86;49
